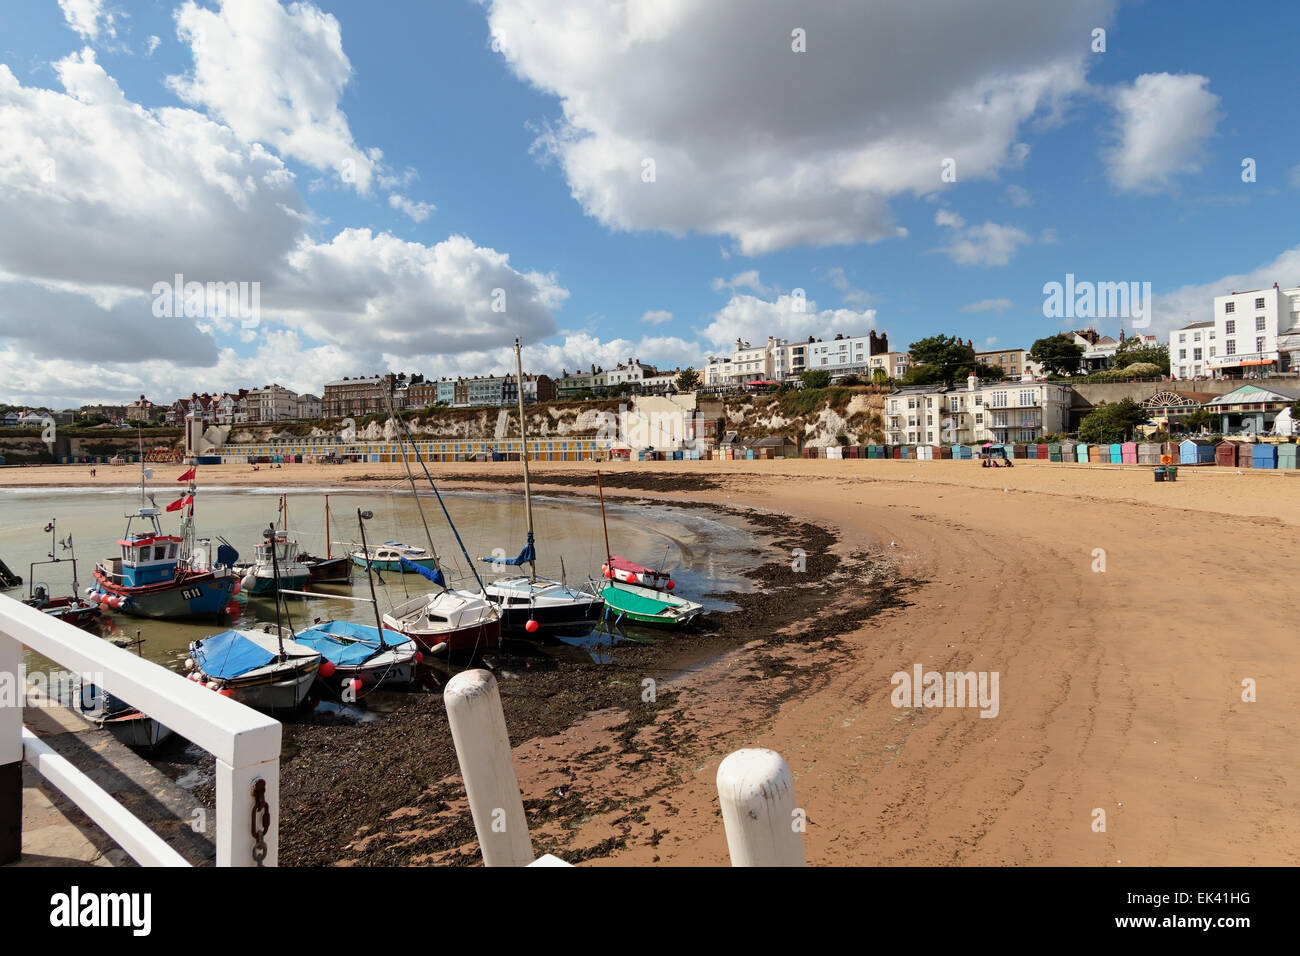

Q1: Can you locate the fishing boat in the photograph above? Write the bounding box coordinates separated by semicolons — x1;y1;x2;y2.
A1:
373;388;501;655
238;497;311;595
594;472;703;628
78;634;174;751
24;520;102;631
186;627;321;712
90;462;238;619
348;542;438;573
481;338;603;636
297;495;351;583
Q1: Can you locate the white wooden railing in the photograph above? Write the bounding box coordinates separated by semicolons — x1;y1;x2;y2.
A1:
0;596;281;866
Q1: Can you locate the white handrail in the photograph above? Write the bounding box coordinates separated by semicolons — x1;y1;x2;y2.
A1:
21;728;189;867
0;595;281;866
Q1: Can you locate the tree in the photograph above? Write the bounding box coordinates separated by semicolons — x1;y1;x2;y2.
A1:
1180;408;1215;434
1078;398;1149;444
801;369;831;389
871;368;889;385
901;363;945;387
675;368;702;392
1113;338;1170;374
907;335;978;384
1029;334;1085;376
838;373;863;386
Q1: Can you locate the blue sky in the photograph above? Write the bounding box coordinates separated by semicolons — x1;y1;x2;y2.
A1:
2;0;1298;408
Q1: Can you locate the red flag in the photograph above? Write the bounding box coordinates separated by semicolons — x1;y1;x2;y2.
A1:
165;496;186;512
177;467;196;482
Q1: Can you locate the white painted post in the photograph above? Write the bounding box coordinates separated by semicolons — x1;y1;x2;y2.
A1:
444;669;534;867
215;754;280;867
0;635;20;863
716;748;807;867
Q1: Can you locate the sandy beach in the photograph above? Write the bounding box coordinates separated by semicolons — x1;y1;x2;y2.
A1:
4;458;1297;866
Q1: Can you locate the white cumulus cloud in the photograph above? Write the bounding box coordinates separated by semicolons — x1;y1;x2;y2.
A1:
1105;73;1222;193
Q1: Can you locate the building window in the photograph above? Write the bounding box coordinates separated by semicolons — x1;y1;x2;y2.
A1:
1226;341;1236;356
1210;347;1216;357
1179;349;1186;359
1257;337;1265;353
1226;320;1235;334
1019;390;1035;406
1256;316;1266;331
1178;334;1186;343
975;396;983;406
1224;302;1235;314
1255;297;1265;309
975;413;983;424
1193;348;1202;360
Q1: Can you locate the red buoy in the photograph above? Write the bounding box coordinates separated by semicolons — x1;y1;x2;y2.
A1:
666;579;675;591
319;659;336;679
525;619;540;633
414;651;424;664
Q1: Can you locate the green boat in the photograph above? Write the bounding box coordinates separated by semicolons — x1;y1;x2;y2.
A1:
599;580;703;627
594;471;703;629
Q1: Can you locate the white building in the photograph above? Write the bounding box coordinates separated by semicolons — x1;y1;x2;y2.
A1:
296;393;322;419
605;358;659;389
1168;321;1216;380
886;377;1071;446
1206;284;1300;378
705;330;897;387
247;384;298;423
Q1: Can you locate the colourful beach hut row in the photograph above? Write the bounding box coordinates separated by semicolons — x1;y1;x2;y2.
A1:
819;438;1299;470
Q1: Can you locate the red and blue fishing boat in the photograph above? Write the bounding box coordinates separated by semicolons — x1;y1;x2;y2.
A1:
90;463;239;619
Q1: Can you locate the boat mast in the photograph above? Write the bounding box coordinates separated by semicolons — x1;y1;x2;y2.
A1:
514;338;537;583
266;522;285;660
356;509;388;649
382;386;443;586
597;471;613;576
324;495;331;559
387;399;489;596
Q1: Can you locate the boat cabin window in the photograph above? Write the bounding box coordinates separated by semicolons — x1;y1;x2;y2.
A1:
426;613;447;623
167;544;177;559
154;546;166;561
506;597;531;605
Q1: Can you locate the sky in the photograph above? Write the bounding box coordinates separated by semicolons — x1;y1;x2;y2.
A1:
2;0;1299;409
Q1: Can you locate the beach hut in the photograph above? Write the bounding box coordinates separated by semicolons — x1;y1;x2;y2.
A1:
1108;443;1122;464
1237;443;1252;469
1035;443;1049;460
953;444;971;460
1059;441;1076;462
1252;444;1277;469
867;445;879;459
1137;442;1161;465
1002;444;1016;459
1279;444;1299;469
827;445;843;460
1180;438;1216;464
1075;443;1089;463
939;445;953;460
1048;442;1062;462
1011;444;1027;459
1161;442;1178;461
1121;441;1138;464
1088;444;1105;463
1214;440;1237;467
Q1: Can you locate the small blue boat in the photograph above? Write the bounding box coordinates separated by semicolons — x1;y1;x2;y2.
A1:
294;619;420;693
348;542;439;573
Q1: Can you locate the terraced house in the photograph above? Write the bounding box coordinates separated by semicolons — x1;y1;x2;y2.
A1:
887;378;1071;446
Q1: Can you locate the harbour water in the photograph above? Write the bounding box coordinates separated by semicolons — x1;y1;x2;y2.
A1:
1;483;760;673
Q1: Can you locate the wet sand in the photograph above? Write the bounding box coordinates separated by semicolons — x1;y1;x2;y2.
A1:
4;459;1297;865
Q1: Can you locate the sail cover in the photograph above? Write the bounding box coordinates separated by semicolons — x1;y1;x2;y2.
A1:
481;532;535;567
192;630;275;679
398;556;445;586
296;621;410;666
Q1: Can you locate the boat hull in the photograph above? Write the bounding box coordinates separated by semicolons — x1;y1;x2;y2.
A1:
496;598;604;636
383;615;501;656
350;555;438;574
27;597;102;632
305;557;351;584
599;582;703;628
92;567;236;619
242;570;311;596
224;664;319;712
